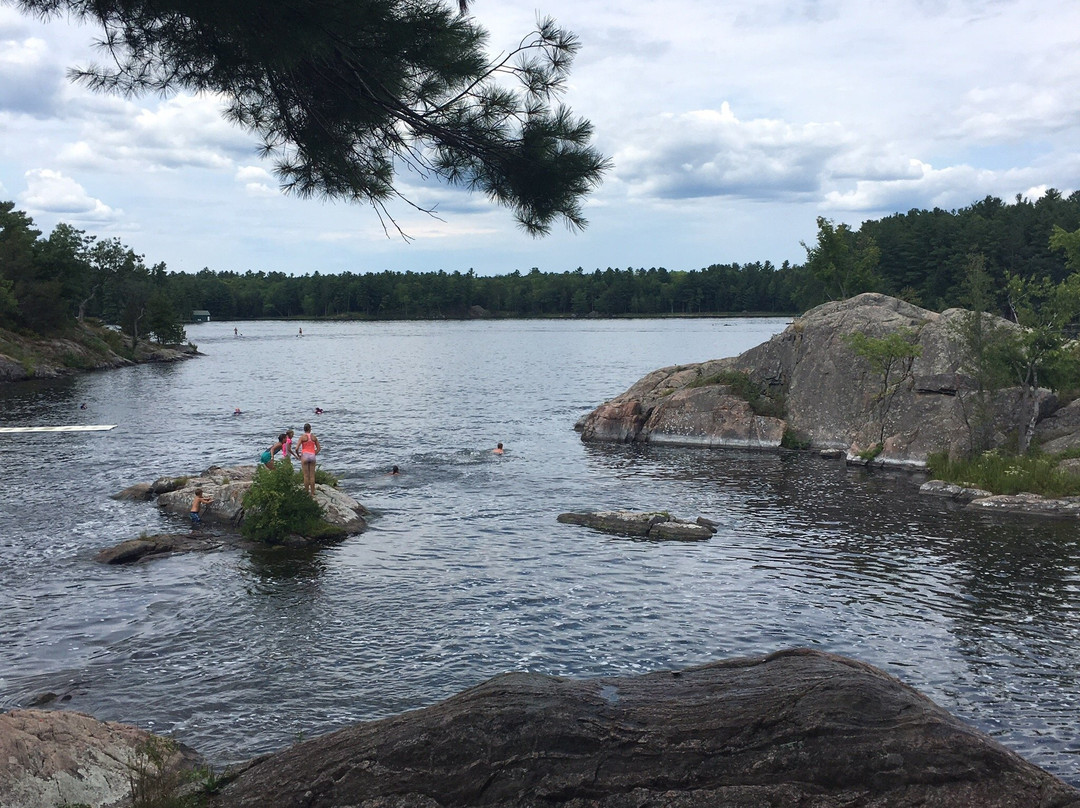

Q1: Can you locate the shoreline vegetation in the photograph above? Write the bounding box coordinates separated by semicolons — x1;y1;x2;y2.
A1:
4;190;1080;331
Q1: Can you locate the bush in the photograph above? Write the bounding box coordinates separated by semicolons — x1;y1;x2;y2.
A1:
241;462;325;543
781;428;810;450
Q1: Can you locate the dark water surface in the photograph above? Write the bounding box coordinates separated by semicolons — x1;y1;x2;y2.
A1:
1;318;1078;783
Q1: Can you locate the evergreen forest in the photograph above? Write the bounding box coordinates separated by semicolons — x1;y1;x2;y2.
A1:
4;190;1080;344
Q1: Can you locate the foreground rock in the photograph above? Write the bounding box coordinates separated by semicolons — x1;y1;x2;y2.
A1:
557;510;716;540
212;648;1080;808
0;709;196;808
578;293;1068;469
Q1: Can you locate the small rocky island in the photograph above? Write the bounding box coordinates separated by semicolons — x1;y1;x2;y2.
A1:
102;464;368;562
4;649;1078;808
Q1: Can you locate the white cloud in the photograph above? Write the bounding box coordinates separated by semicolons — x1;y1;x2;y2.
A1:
615;103;849;201
4;0;1080;276
18;168;120;222
952;84;1080;141
0;34;64;116
821;162;1015;213
235;165;278;197
57;93;254;174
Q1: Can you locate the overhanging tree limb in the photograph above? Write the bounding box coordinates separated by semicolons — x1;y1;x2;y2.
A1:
14;0;609;235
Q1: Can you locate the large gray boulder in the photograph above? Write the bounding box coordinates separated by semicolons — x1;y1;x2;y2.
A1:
212;648;1080;808
578;293;1054;468
0;709;196;808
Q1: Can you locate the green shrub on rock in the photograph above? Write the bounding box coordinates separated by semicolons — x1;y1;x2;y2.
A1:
241;462;324;543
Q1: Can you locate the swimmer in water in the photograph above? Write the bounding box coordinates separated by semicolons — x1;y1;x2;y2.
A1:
493;443;504;454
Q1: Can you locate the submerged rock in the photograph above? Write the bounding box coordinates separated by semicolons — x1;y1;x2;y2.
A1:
919;479;992;502
557;510;716;540
920;480;1080;518
110;482;153;501
212;648;1080;808
966;492;1080;519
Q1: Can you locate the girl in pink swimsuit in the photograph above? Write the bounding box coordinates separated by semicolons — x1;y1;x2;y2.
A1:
298;423;320;495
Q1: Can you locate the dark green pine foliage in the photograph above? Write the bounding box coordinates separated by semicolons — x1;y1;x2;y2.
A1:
19;0;609;235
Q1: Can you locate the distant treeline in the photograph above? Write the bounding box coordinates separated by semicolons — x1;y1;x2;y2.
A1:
2;190;1080;340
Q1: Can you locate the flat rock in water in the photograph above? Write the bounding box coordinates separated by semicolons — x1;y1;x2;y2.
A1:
95;533;223;564
967;492;1080;518
557;510;715;540
212;648;1080;808
919;479;992;502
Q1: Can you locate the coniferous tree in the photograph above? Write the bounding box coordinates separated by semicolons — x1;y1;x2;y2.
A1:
15;0;609;235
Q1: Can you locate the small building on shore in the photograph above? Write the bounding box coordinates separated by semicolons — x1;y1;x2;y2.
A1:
192;310;211;323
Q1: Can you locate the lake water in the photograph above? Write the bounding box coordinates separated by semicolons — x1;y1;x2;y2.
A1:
1;318;1078;784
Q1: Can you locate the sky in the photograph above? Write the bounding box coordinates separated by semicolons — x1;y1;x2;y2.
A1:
1;0;1079;277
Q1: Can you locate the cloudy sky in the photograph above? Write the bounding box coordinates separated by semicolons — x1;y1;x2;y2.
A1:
1;0;1078;277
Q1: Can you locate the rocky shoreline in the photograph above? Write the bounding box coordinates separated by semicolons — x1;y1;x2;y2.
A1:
0;321;199;383
4;649;1078;808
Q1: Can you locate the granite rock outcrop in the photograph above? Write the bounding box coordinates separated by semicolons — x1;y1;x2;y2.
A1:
578;293;1072;468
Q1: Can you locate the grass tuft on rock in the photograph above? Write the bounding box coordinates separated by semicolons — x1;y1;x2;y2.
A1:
927;449;1080;497
687;369;786;418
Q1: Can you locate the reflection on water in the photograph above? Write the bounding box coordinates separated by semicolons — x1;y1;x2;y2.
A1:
0;318;1078;784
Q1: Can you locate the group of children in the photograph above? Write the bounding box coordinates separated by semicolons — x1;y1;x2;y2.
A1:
260;425;322;494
